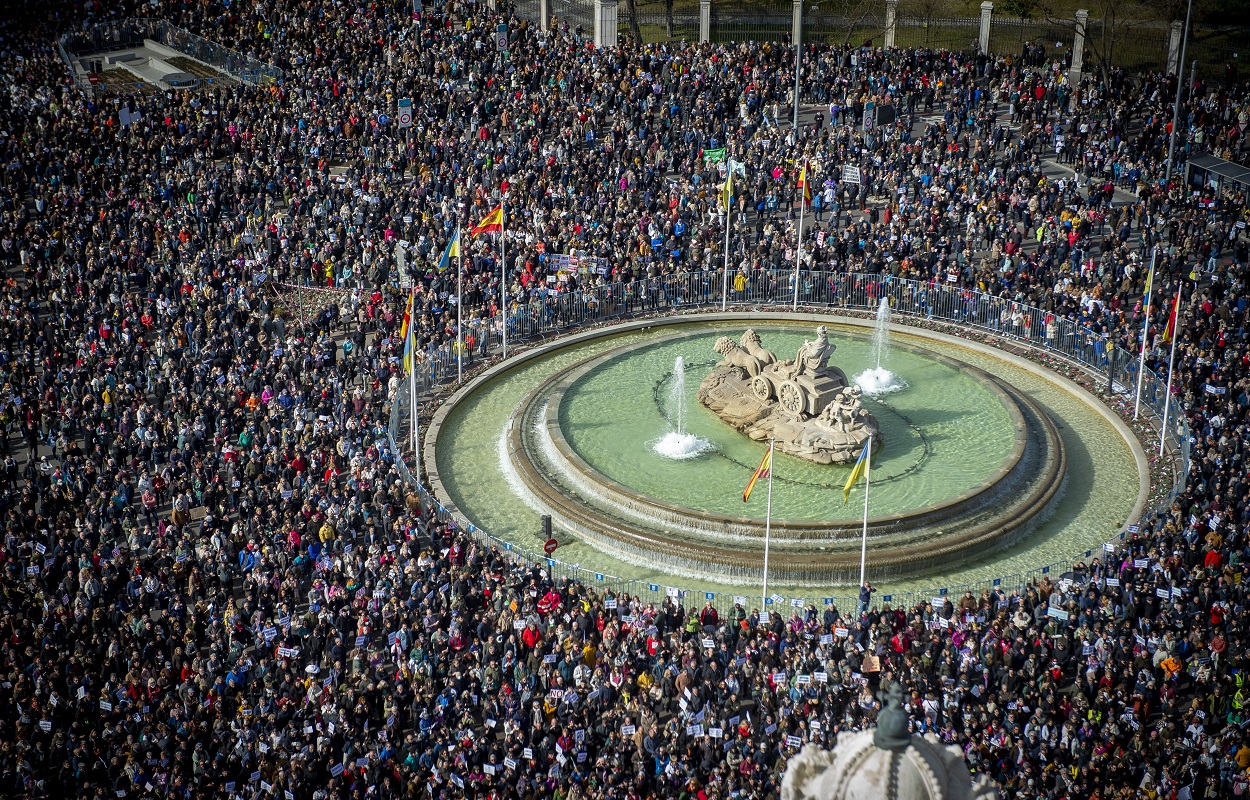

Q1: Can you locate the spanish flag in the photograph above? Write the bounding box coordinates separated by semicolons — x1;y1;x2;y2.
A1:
471;205;503;237
742;448;772;503
438;228;461;272
797;163;812;206
842;442;870;503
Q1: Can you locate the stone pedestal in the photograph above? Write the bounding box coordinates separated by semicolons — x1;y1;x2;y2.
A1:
594;0;618;48
1069;9;1089;87
978;2;992;54
884;0;898;48
699;0;711;43
1167;20;1183;75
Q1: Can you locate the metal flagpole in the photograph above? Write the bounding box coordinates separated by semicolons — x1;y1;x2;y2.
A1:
858;436;872;588
761;438;775;611
456;225;463;384
1159;283;1183;457
721;177;732;312
792;160;806;311
500;199;508;360
1134;247;1158;419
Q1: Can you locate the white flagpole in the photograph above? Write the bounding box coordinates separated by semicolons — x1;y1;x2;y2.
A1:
792;160;806;312
761;438;775;611
858;436;872;588
1133;247;1158;418
721;178;732;312
456;226;464;384
1159;283;1183;458
500;200;508;360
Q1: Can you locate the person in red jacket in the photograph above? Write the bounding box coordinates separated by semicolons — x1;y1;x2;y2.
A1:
520;620;542;650
537;588;561;615
699;602;719;634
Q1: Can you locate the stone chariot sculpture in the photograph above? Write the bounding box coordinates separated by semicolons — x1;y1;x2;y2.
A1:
697;326;880;465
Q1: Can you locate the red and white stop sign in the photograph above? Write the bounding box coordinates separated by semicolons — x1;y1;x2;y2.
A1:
544;538;558;555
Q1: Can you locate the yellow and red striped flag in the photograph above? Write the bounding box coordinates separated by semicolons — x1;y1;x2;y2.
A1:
742;448;772;503
797;163;812;206
471;205;503;237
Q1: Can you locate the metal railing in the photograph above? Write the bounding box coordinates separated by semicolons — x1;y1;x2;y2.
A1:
508;0;1239;74
384;269;1190;616
57;19;283;89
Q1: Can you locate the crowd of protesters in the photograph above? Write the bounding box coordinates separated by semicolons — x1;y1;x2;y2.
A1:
1;0;1250;798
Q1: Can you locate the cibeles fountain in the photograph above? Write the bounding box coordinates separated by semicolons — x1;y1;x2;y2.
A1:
697;326;880;464
425;312;1149;591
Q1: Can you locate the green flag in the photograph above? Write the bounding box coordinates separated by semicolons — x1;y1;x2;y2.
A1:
702;147;726;164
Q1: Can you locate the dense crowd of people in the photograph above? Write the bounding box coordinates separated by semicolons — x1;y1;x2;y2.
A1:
2;0;1250;798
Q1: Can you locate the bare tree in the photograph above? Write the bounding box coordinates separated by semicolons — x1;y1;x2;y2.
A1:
823;0;885;46
1036;0;1156;81
621;0;643;43
995;0;1036;53
900;0;954;44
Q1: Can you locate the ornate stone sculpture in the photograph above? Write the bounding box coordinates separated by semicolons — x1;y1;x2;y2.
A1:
780;733;1001;800
712;336;769;376
790;325;833;377
873;683;912;752
739;329;778;369
697;326;879;465
781;687;1000;800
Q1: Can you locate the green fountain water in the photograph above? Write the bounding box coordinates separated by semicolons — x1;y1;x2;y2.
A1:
561;330;1017;521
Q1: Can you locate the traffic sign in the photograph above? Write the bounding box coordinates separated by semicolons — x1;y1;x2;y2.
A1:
378;113;389;126
397;98;412;129
544;538;558;555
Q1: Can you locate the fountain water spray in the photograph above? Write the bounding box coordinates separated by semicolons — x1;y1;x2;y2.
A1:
855;297;906;395
653;356;714;459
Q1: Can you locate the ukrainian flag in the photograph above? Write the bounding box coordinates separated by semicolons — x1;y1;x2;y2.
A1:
842;442;870;503
438;229;461;273
1143;262;1154;310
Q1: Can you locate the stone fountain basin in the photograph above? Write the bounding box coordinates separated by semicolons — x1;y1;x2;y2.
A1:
503;333;1064;585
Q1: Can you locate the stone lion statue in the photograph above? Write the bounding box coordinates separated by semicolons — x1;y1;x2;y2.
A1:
740;329;778;367
714;336;767;376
